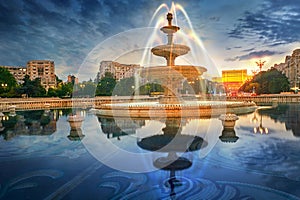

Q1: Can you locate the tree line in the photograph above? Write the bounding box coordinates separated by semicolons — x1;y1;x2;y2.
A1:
0;67;291;98
239;67;290;94
0;69;164;98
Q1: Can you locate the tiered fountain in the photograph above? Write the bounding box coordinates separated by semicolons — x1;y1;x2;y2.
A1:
97;13;256;118
144;12;207;104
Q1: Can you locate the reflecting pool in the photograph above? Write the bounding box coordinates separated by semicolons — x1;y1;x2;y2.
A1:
0;104;300;199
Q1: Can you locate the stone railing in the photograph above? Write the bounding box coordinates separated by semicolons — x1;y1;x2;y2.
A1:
226;94;300;104
0;96;157;112
1;94;298;112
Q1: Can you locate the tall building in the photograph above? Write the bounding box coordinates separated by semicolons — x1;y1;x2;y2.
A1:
1;66;27;84
26;60;56;90
222;69;250;92
67;75;79;84
96;61;140;81
273;49;300;90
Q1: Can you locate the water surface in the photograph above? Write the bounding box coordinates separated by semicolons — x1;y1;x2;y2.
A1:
0;104;299;199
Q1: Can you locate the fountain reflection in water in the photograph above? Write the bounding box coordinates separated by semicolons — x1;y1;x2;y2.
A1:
137;116;207;199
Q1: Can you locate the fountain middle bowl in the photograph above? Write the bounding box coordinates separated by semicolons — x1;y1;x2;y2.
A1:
151;44;190;57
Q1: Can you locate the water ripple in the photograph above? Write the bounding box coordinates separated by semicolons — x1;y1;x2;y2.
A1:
206;137;300;181
0;169;63;199
96;172;299;199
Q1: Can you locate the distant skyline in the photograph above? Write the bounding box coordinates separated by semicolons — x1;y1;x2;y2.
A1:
1;0;299;81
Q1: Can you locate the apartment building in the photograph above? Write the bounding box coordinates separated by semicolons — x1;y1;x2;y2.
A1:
96;61;140;81
273;49;300;89
26;60;56;90
1;66;27;84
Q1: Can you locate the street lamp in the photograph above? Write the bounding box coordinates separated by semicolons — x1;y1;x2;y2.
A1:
255;60;266;94
256;60;266;72
1;83;8;90
131;85;135;96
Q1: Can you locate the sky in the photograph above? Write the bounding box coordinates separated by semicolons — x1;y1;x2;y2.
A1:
0;0;300;81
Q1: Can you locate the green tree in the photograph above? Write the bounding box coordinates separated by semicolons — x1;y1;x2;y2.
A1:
78;80;96;97
0;67;18;97
57;82;73;98
47;87;58;97
113;77;135;96
96;72;116;96
113;77;164;96
239;68;290;94
56;75;63;86
17;75;46;97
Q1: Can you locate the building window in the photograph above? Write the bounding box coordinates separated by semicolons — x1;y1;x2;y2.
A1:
38;66;44;76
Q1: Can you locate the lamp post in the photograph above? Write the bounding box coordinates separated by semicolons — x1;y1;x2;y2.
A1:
256;60;266;72
131;85;135;96
255;60;266;94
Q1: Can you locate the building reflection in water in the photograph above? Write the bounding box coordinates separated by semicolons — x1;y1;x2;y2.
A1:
98;117;145;140
0;109;58;140
281;104;300;137
0;112;5;132
250;104;300;136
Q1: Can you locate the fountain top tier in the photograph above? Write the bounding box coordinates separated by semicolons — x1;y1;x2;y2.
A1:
151;13;190;66
161;12;180;43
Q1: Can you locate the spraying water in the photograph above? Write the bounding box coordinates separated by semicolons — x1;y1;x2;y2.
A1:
140;2;216;72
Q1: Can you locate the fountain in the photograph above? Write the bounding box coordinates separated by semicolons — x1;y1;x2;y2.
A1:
67;112;85;141
96;13;256;118
218;113;239;143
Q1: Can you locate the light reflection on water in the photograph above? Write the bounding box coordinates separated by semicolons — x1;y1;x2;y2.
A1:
0;104;299;199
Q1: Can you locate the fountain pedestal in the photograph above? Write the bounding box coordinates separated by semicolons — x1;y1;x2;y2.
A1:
218;113;239;143
8;105;16;117
67;114;85;141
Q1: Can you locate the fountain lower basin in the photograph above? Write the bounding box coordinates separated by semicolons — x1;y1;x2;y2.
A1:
95;100;257;118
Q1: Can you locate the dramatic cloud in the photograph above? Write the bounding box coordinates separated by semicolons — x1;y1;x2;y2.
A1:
229;0;300;46
225;50;283;61
209;16;220;22
0;0;299;80
0;0;158;80
241;48;255;52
